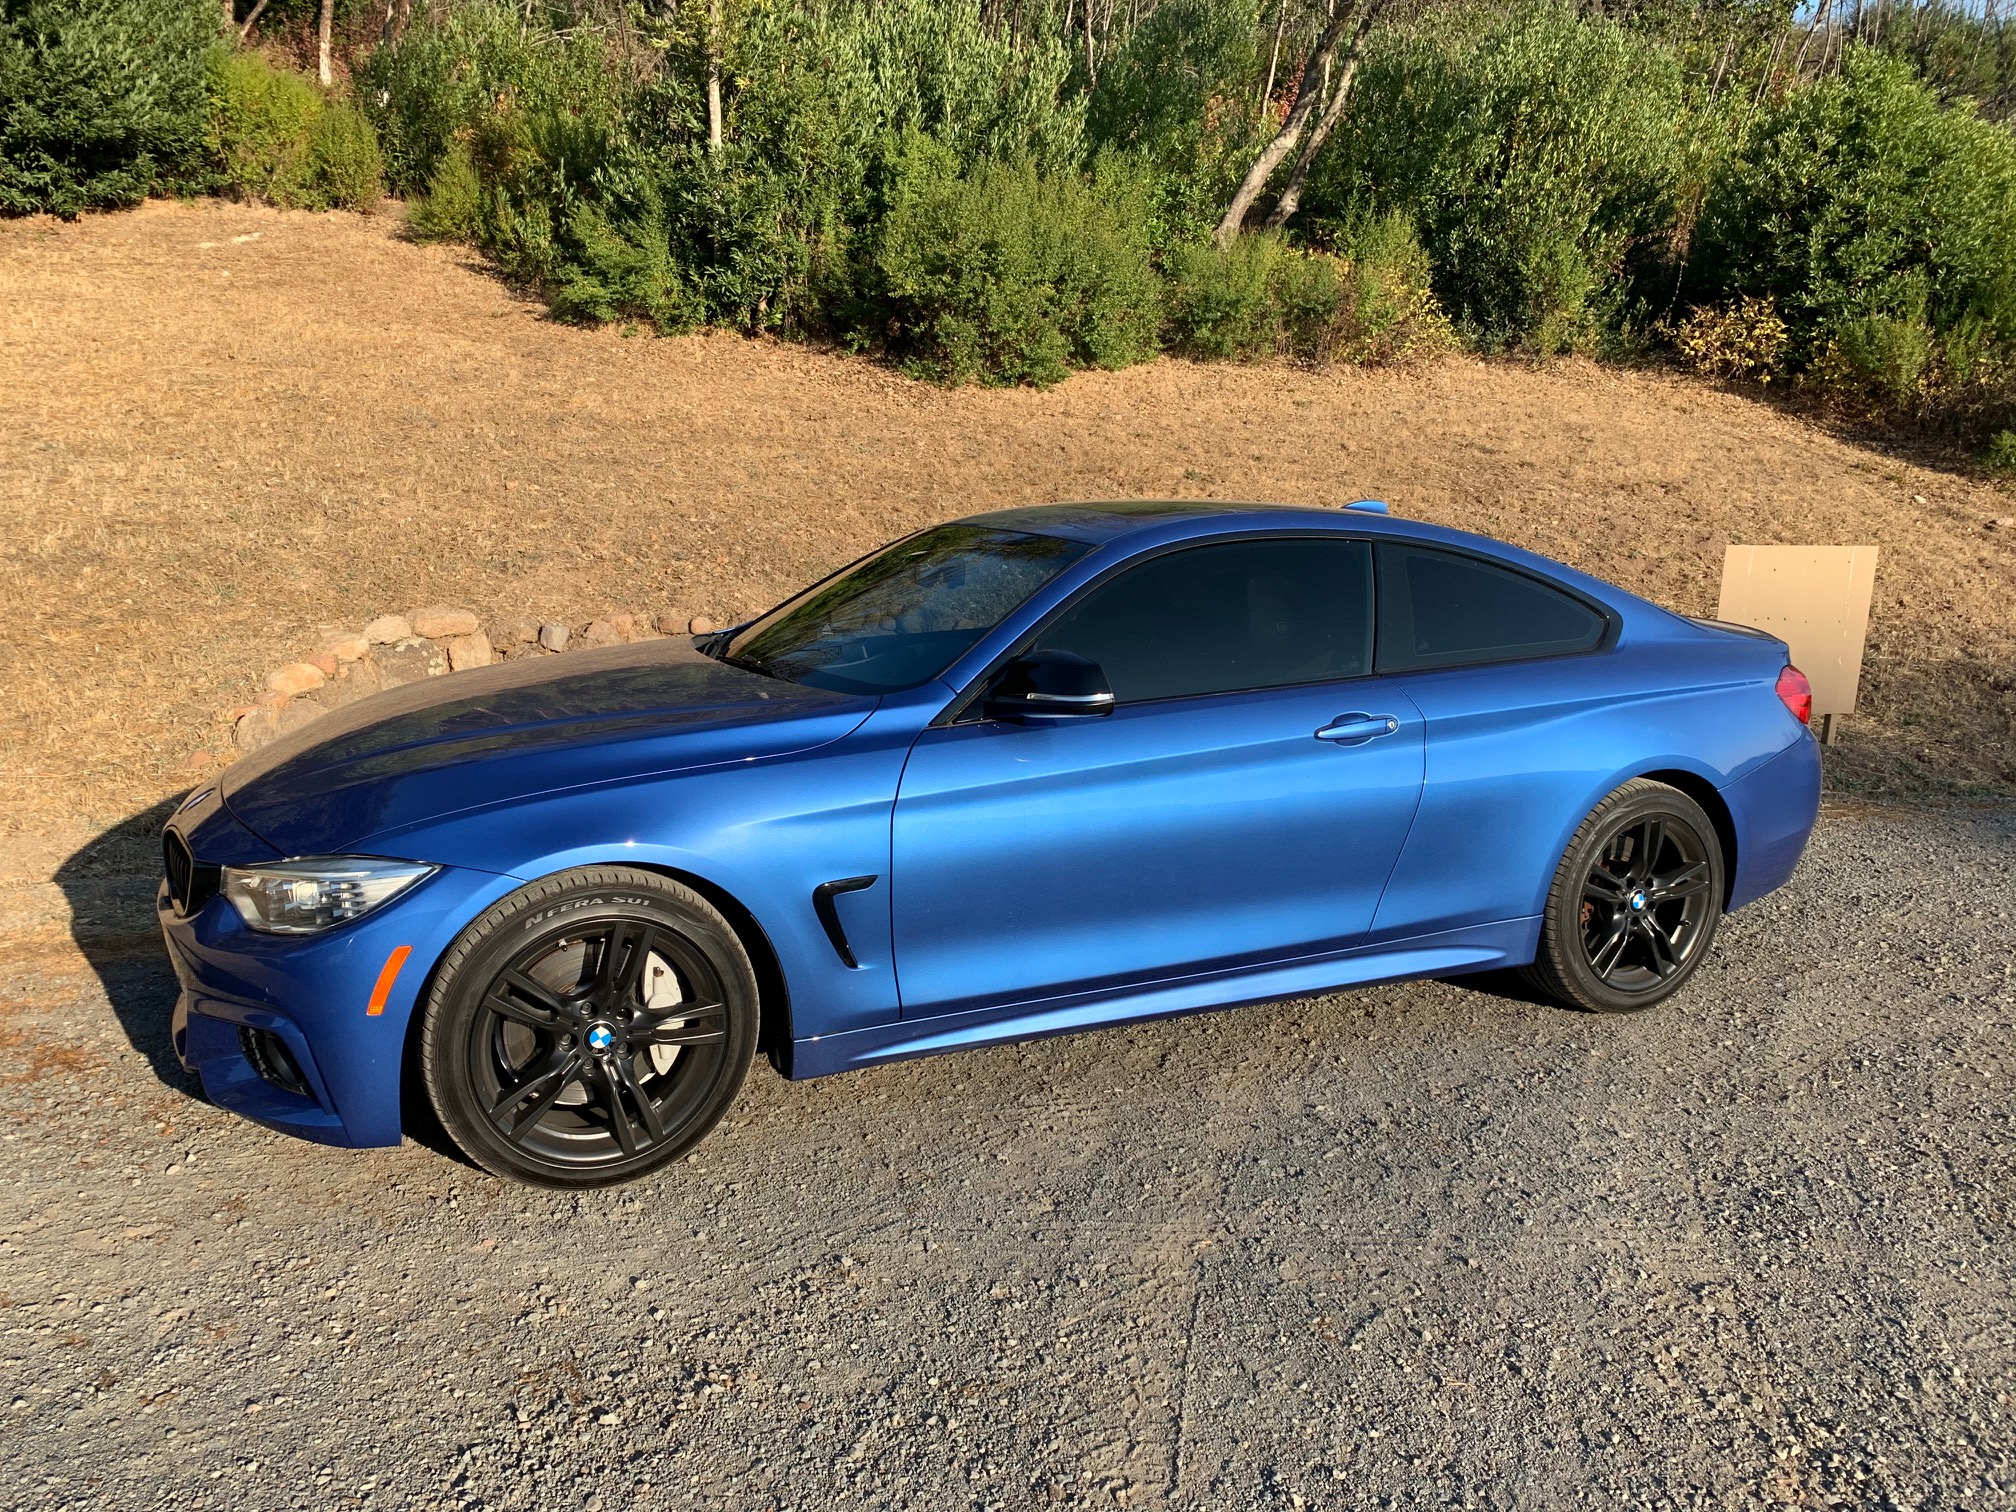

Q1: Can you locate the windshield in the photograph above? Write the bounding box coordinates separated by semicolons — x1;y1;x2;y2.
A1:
717;525;1090;694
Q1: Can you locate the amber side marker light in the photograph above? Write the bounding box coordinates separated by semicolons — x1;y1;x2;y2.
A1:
1775;664;1814;725
366;945;414;1016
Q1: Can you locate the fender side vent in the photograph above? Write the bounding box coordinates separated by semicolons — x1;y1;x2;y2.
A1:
812;876;879;969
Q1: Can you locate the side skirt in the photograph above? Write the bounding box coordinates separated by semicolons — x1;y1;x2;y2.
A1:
785;916;1541;1080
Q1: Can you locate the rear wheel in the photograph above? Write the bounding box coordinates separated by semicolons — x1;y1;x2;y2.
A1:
1521;780;1724;1013
420;867;757;1187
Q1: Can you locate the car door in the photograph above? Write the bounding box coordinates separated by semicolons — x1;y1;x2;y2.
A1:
890;535;1426;1020
1359;540;1628;944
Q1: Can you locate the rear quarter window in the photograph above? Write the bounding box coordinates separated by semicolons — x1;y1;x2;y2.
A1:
1375;543;1607;673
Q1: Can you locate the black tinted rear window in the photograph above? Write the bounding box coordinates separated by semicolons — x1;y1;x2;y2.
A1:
1375;544;1606;672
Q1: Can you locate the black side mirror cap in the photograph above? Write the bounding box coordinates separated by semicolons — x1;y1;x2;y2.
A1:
983;650;1115;721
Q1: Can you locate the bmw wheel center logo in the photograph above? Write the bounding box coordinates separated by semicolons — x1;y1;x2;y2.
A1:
1629;890;1648;912
586;1023;616;1052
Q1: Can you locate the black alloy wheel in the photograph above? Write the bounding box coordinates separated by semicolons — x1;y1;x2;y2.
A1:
421;867;757;1187
1522;779;1725;1013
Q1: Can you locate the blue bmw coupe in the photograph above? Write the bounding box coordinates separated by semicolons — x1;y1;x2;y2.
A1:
160;501;1821;1186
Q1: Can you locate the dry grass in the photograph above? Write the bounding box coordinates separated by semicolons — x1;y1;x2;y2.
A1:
2;199;2012;841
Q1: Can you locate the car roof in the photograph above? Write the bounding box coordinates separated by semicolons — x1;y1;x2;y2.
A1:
956;500;1671;627
958;499;1343;544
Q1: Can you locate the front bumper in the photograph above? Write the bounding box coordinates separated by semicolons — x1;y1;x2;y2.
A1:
161;862;519;1148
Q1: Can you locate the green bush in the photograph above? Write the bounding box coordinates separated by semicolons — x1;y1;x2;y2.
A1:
359;0;627;196
1305;1;1688;353
407;138;482;242
1164;218;1452;364
1163;234;1283;359
1691;50;2016;364
0;0;215;216
206;50;383;211
1672;295;1790;384
865;138;1160;385
307;99;383;211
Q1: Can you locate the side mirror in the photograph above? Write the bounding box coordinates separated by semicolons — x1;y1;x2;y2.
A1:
983;650;1115;722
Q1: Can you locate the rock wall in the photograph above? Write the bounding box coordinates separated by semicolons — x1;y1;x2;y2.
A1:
229;605;743;756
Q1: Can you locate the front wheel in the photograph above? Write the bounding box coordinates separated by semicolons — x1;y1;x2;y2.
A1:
1521;780;1725;1014
420;867;758;1187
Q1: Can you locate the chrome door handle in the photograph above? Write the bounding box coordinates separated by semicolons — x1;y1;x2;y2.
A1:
1314;713;1400;745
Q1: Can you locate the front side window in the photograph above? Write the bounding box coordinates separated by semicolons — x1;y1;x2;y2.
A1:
1031;538;1374;704
1375;543;1606;673
718;525;1088;694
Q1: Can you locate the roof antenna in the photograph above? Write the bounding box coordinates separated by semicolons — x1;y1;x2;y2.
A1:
1342;499;1390;515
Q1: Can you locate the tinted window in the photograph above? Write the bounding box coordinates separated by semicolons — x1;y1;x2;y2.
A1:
1375;544;1605;672
1032;539;1373;703
719;525;1088;694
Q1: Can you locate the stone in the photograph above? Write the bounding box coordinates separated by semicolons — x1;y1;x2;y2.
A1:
234;708;278;752
274;701;323;737
267;662;325;696
310;657;386;711
654;612;688;636
309;653;339;678
610;613;639;641
410;605;480;639
580;619;621;647
688;615;716;635
538;622;570;653
372;639;447;690
446;631;494;672
317;632;370;663
497;619;540;645
362;614;412;645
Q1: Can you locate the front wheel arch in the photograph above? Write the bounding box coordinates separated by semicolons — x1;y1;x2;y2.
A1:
397;860;794;1140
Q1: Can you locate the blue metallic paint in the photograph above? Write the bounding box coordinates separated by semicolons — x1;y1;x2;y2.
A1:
158;503;1820;1150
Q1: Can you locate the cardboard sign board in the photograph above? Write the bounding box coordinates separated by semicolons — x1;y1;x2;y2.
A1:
1717;545;1878;719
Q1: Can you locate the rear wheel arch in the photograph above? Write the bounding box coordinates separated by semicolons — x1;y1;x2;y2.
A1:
1638;768;1738;910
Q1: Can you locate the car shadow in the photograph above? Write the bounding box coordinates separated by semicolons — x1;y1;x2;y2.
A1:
55;794;191;1094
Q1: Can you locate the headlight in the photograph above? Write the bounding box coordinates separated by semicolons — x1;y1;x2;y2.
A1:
221;857;436;934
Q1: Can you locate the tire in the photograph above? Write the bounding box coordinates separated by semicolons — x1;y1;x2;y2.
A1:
1520;779;1725;1014
420;866;758;1188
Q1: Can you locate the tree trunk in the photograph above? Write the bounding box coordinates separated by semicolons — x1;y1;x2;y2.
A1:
1263;0;1385;231
706;0;724;151
317;0;334;85
1256;0;1287;124
237;0;270;40
1214;2;1363;247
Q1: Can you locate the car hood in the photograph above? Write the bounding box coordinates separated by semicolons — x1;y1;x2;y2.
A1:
221;638;876;857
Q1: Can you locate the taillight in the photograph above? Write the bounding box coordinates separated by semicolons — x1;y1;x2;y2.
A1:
1775;664;1813;725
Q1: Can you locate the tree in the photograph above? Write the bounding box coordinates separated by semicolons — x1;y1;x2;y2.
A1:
1214;0;1389;245
318;0;333;85
1264;0;1385;229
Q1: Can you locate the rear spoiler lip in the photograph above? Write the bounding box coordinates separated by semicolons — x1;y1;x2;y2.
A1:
1687;614;1779;644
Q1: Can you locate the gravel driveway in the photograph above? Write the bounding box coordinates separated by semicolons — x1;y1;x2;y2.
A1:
3;804;2012;1510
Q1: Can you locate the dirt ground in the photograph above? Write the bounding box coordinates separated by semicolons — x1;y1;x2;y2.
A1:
1;199;2012;847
